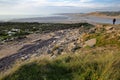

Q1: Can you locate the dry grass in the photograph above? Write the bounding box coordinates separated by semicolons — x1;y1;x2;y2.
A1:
0;48;120;80
0;24;120;80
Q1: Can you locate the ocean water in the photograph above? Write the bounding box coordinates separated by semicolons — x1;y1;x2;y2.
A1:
0;15;51;21
84;16;120;24
0;14;120;24
72;16;120;24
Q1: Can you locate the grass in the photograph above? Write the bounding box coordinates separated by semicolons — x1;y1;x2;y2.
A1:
85;33;120;47
1;23;120;80
0;22;94;42
1;49;120;80
83;24;120;47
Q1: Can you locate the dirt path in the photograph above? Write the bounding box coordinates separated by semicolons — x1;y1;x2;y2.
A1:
0;31;57;71
0;33;53;59
0;37;57;71
0;28;83;71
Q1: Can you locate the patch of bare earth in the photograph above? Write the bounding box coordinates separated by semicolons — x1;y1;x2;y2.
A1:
0;33;52;59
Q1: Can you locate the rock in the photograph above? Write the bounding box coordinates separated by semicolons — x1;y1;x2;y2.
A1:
21;55;29;60
53;50;59;55
54;36;61;39
47;50;52;54
84;38;96;47
71;45;81;52
31;54;38;57
106;30;113;34
51;55;57;59
68;42;75;51
77;38;81;43
52;46;64;55
89;28;96;34
117;33;120;37
50;33;55;37
67;42;81;52
53;48;63;55
105;26;114;31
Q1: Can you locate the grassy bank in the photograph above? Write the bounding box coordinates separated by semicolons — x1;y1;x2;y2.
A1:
1;49;120;80
1;24;120;80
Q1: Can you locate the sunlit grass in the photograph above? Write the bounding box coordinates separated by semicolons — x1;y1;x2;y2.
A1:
1;50;120;80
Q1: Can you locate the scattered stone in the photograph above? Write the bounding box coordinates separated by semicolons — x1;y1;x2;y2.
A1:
0;24;98;71
51;55;57;59
105;26;114;31
31;54;38;58
67;42;81;52
53;47;63;55
68;42;75;51
21;55;29;60
84;38;96;47
47;50;52;54
54;36;61;39
71;45;81;52
89;28;96;34
106;30;114;34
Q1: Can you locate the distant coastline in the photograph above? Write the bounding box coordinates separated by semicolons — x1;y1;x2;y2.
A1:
85;11;120;19
0;11;120;24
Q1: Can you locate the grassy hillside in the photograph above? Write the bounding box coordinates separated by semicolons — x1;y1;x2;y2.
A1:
100;11;120;16
0;24;120;80
1;50;120;80
87;11;120;18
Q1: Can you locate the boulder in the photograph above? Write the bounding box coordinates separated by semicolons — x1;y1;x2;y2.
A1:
88;28;96;34
84;38;96;47
105;26;114;31
52;46;64;55
21;55;29;60
68;42;81;52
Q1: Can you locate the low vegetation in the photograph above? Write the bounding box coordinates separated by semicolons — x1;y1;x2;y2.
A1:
84;24;120;47
1;50;120;80
0;22;93;42
0;23;120;80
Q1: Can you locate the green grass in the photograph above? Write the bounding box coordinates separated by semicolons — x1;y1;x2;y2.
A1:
0;22;94;42
84;26;120;47
1;24;120;80
1;50;120;80
86;33;120;46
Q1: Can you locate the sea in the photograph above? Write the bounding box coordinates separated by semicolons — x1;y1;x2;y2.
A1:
0;14;120;24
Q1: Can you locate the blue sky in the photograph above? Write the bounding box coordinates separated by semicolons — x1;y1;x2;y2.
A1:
0;0;120;15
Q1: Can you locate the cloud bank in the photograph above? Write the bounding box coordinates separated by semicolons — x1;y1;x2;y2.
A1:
0;0;119;15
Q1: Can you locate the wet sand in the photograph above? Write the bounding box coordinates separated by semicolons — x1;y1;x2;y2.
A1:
8;14;120;24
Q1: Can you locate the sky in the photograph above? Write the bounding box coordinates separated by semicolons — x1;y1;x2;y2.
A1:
0;0;120;15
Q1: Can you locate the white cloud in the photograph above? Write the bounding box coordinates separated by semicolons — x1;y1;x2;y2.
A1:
11;0;104;8
0;0;119;15
79;0;93;2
